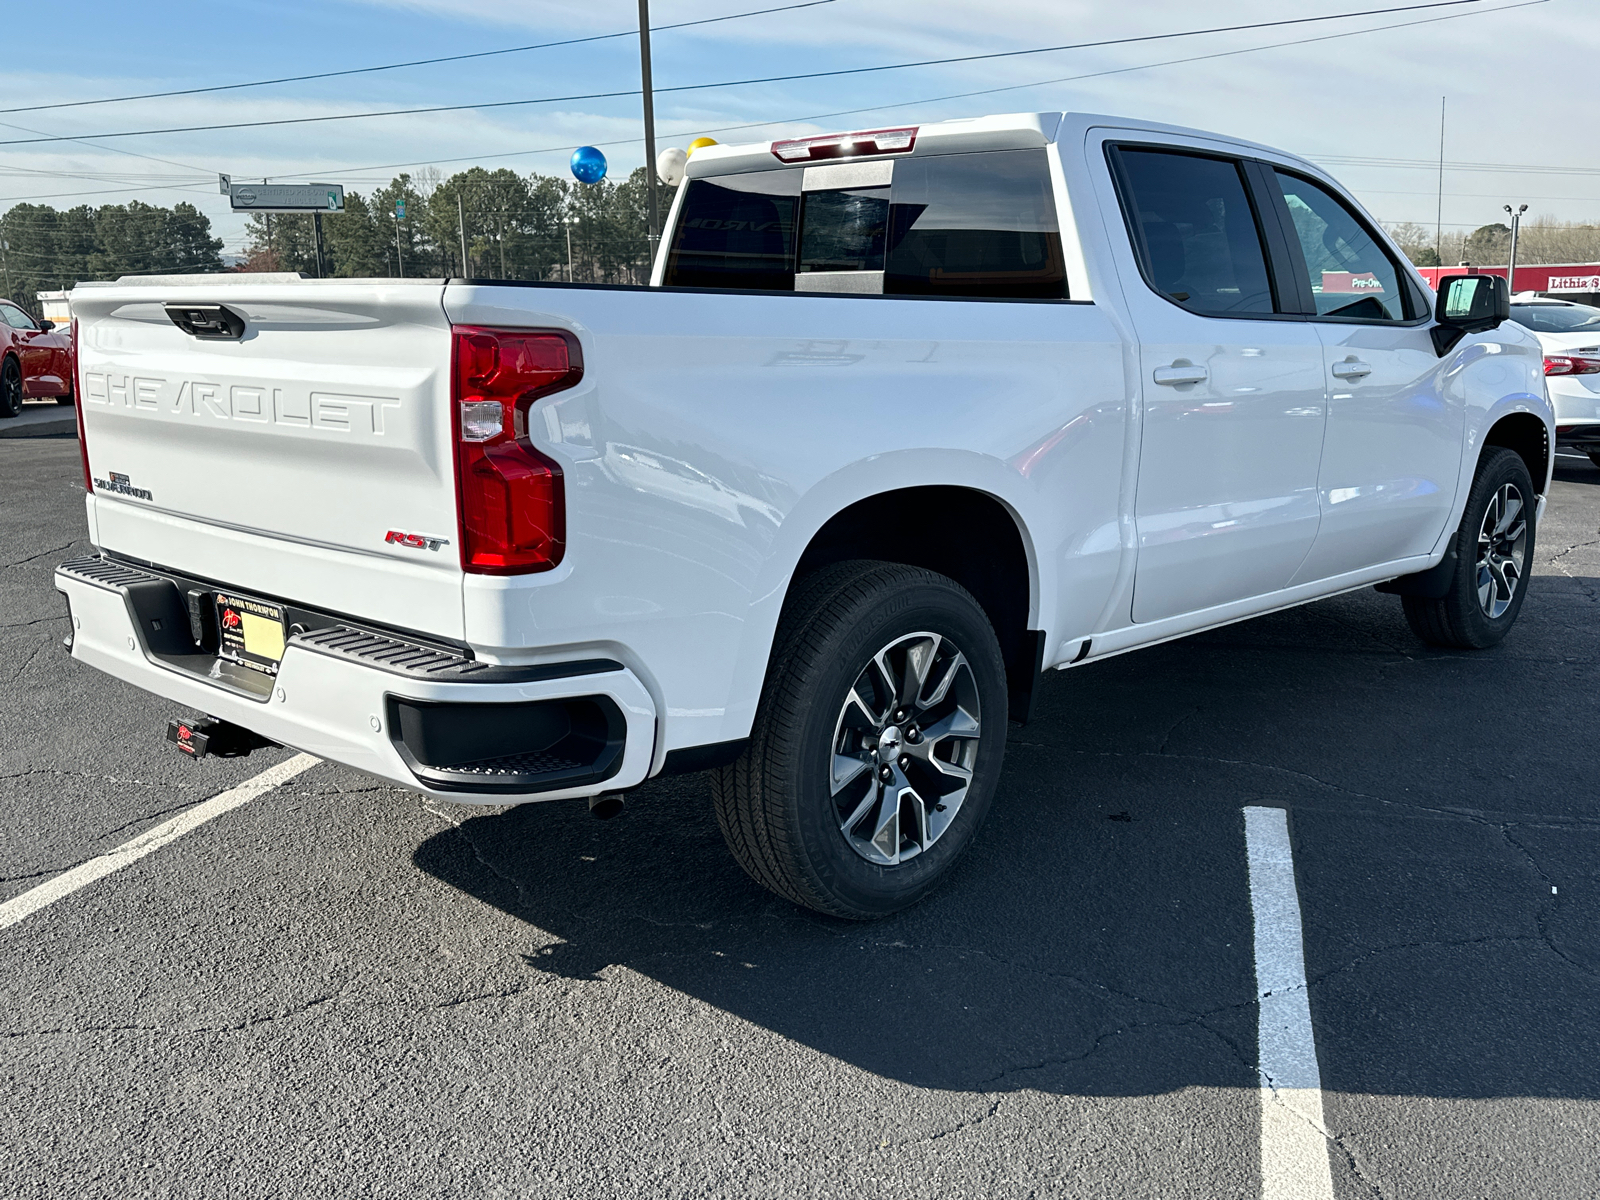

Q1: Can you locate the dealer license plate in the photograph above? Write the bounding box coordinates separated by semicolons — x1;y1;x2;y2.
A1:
214;591;288;675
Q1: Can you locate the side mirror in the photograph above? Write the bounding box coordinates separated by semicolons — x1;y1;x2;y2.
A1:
1431;273;1509;356
36;319;54;332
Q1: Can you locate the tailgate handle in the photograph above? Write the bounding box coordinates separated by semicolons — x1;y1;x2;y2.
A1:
165;303;246;340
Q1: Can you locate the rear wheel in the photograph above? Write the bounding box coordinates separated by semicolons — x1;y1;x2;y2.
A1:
712;561;1009;919
0;358;20;419
54;390;73;406
1401;447;1535;649
1586;449;1600;471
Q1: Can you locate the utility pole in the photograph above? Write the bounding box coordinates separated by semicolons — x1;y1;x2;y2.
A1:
312;212;326;279
638;0;661;247
1504;203;1527;295
393;197;406;278
457;192;469;278
1434;97;1446;265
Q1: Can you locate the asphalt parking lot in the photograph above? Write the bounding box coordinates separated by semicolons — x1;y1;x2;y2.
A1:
4;434;1598;1199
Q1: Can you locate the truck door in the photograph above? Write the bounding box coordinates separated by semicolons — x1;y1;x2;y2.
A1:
1105;144;1328;624
1260;169;1462;583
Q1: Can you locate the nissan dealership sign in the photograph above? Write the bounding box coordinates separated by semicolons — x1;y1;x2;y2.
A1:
229;183;345;213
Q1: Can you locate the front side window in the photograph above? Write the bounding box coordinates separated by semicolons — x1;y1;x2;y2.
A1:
1273;171;1408;322
1114;148;1276;316
885;149;1066;298
663;168;801;290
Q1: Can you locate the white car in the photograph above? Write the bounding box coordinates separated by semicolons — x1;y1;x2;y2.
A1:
56;112;1552;917
1508;296;1600;466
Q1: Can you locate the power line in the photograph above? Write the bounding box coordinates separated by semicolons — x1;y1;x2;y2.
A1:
0;1;1499;148
0;0;841;117
261;0;1547;185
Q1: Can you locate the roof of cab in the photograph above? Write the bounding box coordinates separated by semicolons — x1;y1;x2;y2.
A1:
684;112;1064;178
683;109;1325;182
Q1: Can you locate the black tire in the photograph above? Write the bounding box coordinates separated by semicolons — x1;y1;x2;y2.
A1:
1586;449;1600;471
1402;447;1536;649
54;390;74;406
0;357;20;419
712;561;1009;919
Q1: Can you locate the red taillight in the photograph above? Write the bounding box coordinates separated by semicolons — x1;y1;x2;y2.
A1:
450;326;582;575
771;126;917;163
71;316;92;492
1543;354;1600;376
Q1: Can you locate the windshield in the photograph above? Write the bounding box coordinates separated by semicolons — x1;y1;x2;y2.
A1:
1510;302;1600;334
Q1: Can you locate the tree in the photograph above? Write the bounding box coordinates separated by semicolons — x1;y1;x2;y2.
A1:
1385;222;1441;268
1463;222;1511;265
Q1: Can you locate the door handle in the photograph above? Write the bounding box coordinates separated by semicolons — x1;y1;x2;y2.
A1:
1331;359;1372;380
1153;363;1208;386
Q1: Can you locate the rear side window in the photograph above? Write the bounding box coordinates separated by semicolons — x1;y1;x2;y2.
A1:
663;168;801;290
1272;171;1410;322
664;149;1066;299
885;149;1066;299
1114;148;1276;316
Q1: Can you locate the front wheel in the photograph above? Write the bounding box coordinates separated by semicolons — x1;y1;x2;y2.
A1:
712;561;1009;919
0;358;20;419
1402;447;1536;649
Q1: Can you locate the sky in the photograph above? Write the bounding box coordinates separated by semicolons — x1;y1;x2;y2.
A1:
0;0;1594;260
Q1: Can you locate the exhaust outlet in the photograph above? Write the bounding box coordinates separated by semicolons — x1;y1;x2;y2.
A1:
588;793;625;820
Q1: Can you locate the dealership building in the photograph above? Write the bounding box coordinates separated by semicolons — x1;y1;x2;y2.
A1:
1417;264;1600;306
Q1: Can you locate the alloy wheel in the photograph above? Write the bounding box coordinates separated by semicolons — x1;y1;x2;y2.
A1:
1476;482;1528;620
829;631;982;866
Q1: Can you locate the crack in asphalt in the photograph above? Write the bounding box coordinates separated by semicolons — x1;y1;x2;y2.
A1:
2;541;76;570
1;992;344;1040
0;614;68;632
0;767;189;790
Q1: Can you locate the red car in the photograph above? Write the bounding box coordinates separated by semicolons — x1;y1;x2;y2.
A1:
0;298;73;418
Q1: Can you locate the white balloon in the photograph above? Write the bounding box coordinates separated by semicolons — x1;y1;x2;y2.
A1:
656;147;688;188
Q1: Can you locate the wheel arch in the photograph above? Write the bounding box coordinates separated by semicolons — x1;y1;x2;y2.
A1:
786;485;1043;723
1483;411;1551;492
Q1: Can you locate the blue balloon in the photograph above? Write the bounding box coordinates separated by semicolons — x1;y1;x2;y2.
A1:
570;146;608;185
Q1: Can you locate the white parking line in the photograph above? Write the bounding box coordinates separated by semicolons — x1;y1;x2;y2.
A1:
0;752;318;931
1245;805;1336;1200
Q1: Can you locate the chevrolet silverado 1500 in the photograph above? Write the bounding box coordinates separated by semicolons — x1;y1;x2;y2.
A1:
56;112;1551;917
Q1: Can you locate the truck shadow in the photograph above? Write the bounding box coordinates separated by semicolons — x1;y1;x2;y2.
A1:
413;582;1600;1100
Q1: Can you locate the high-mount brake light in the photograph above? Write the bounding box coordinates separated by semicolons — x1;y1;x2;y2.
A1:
71;317;91;493
450;326;583;575
770;126;918;163
1544;354;1600;377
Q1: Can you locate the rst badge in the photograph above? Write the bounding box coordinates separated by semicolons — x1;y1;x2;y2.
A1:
385;530;449;551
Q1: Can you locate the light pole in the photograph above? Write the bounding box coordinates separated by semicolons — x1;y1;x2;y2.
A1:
457;192;470;278
1504;203;1527;296
638;0;660;247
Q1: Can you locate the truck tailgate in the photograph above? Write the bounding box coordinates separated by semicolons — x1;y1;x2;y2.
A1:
72;278;465;640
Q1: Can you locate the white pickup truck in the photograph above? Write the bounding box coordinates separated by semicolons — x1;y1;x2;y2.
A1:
57;112;1551;917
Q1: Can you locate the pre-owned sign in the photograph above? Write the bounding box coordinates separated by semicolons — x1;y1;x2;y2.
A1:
229;183;345;213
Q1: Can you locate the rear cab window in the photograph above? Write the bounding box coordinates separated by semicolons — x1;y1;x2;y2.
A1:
662;148;1068;300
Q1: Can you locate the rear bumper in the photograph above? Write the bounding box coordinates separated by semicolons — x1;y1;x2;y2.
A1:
54;556;657;804
1555;421;1600;450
